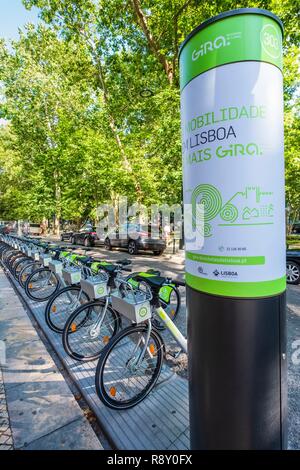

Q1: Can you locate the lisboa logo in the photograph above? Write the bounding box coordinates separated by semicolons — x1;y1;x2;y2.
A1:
191;184;238;237
97;285;105;295
139;306;148;318
260;23;281;59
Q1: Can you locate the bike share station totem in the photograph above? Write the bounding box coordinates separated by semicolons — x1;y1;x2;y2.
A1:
179;9;287;449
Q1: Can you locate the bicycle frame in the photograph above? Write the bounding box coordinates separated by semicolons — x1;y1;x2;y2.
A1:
132;305;187;371
155;306;187;353
81;268;129;338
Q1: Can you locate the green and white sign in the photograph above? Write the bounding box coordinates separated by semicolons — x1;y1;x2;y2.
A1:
180;10;286;298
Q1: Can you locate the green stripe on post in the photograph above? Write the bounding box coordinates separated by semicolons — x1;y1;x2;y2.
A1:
187;252;265;265
186;272;286;298
179;14;283;89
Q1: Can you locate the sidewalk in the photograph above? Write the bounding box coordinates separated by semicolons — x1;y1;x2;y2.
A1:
0;367;13;449
0;267;103;450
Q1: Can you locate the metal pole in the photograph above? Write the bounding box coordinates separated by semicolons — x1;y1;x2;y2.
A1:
179;8;287;449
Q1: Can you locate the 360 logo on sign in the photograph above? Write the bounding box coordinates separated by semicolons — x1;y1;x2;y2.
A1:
260;23;281;59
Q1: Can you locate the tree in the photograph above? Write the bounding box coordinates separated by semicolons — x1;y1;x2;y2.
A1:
0;26;121;230
0;1;298;226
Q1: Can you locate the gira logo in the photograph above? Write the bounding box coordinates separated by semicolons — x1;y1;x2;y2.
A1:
192;32;241;61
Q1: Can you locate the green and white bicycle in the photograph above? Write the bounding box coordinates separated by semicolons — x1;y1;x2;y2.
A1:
95;274;186;409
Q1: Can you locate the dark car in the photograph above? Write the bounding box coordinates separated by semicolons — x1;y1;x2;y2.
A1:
71;225;99;247
104;223;166;256
292;222;300;234
60;230;73;241
286;249;300;284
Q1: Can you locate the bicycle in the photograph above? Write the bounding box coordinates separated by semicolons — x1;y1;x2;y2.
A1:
126;269;181;330
44;254;96;333
24;246;78;301
17;241;59;287
95;274;186;409
62;259;132;362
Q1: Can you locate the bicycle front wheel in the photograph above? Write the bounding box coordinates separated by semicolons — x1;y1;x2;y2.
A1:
45;286;89;334
62;301;121;361
95;324;164;409
25;267;60;301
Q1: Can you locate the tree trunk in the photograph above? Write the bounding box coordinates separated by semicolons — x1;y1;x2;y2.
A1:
53;171;61;236
131;0;174;84
82;31;143;202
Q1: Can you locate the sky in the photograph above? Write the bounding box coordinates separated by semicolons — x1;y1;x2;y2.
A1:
0;0;40;41
0;1;40;125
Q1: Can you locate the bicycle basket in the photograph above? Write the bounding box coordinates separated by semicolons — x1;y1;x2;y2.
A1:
32;249;40;261
24;247;32;257
80;271;109;299
111;282;152;324
62;266;82;285
39;253;52;267
49;259;63;274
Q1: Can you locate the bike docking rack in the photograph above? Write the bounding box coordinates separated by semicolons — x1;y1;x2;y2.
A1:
0;238;189;450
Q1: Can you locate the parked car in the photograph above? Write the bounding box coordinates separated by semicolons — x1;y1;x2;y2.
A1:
0;224;9;234
22;223;42;236
286;249;300;284
60;230;74;241
71;225;99;247
292;222;300;234
104;223;166;256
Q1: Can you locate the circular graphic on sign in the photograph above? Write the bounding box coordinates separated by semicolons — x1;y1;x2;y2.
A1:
139;306;148;317
220;203;238;222
192;184;223;222
260;23;281;59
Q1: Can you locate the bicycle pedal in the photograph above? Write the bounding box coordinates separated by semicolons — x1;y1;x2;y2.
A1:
167;349;182;359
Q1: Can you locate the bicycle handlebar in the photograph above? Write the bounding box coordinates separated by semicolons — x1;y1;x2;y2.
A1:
121;267;132;272
172;279;185;287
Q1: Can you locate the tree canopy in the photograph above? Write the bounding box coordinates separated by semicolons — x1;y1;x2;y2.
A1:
0;0;299;229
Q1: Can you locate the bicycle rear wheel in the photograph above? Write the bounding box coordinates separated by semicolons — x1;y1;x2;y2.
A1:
95;324;164;409
2;249;16;266
12;256;29;278
7;253;23;272
1;247;15;264
18;261;40;288
63;301;120;361
45;286;89;334
25;267;59;301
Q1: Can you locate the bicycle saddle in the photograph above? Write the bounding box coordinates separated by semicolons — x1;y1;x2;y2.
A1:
77;256;93;265
146;269;161;276
135;274;166;289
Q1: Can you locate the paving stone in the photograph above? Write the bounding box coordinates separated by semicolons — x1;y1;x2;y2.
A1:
0;316;39;345
0;367;13;450
5;373;83;448
0;267;104;450
2;338;57;390
23;416;103;450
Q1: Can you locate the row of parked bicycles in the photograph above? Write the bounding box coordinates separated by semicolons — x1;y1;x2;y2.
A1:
0;234;187;410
